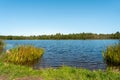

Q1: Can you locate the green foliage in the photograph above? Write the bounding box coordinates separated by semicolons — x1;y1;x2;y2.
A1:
40;66;120;80
103;43;120;66
4;45;44;65
0;40;4;53
0;62;120;80
0;61;41;80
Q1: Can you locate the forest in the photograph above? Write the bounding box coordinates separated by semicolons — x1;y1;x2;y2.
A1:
0;32;120;40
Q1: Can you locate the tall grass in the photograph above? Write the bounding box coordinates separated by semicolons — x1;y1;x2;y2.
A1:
4;45;44;65
103;43;120;66
0;40;4;53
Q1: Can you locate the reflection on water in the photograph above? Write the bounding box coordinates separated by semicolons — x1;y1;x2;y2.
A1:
5;40;119;70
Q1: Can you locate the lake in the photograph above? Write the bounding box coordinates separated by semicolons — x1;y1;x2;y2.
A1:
5;40;119;70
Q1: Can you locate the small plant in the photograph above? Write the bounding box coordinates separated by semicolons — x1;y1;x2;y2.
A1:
103;43;120;66
4;45;44;65
0;40;4;53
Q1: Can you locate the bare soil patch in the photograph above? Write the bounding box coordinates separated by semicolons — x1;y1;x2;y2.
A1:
0;75;8;80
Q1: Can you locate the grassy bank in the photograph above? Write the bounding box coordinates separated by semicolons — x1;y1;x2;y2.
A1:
0;62;120;80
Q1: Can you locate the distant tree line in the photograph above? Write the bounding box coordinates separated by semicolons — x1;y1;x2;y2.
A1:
0;32;120;40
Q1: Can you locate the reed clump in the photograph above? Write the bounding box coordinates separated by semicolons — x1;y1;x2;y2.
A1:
103;43;120;66
4;45;44;65
0;40;4;53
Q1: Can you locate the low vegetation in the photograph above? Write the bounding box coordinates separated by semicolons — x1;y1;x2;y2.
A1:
0;40;4;53
3;45;44;65
0;62;120;80
103;43;120;66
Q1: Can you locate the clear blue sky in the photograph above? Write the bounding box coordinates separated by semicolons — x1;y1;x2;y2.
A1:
0;0;120;36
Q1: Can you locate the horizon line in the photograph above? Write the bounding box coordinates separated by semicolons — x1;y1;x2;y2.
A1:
0;32;119;36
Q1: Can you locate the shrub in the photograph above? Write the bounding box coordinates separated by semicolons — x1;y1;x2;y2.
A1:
4;45;44;65
0;40;4;53
103;43;120;66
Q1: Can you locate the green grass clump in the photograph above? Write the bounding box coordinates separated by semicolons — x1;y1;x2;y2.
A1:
4;45;44;65
0;40;4;53
103;43;120;66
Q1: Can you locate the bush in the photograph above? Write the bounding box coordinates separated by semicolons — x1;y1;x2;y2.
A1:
103;43;120;66
0;40;4;53
4;45;44;65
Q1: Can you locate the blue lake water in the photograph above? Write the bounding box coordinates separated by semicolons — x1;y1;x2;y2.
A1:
5;40;119;70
